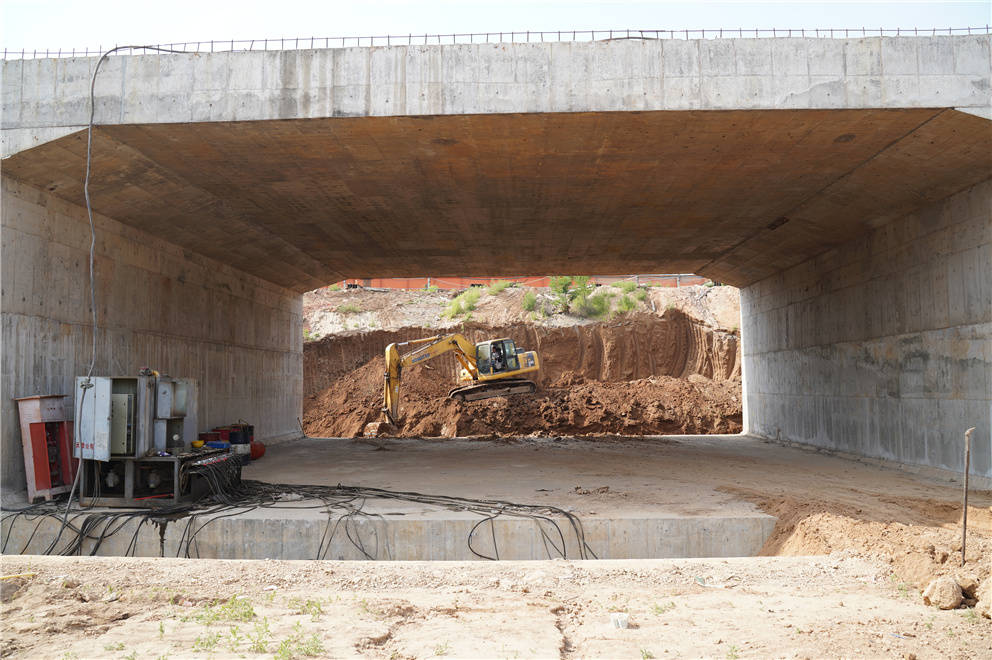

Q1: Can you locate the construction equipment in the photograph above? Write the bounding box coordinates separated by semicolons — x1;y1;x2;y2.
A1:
382;334;540;424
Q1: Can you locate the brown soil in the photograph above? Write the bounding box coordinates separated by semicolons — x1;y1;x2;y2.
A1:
303;310;742;438
725;487;992;593
3;553;990;659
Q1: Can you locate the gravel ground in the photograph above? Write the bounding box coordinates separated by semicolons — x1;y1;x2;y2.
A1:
2;553;990;659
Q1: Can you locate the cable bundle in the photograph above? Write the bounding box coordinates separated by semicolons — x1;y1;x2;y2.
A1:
2;467;597;561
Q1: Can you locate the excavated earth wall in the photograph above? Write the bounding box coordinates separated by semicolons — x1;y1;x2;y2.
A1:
303;311;742;438
304;310;739;396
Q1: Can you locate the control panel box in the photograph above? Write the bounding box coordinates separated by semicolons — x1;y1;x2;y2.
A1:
74;374;197;461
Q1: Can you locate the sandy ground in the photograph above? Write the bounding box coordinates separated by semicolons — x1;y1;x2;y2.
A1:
2;436;991;657
244;436;991;539
243;435;992;600
2;554;990;659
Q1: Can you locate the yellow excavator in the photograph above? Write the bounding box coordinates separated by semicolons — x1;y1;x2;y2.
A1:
382;334;540;424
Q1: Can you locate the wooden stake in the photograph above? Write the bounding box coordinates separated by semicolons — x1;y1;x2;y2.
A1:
961;427;975;567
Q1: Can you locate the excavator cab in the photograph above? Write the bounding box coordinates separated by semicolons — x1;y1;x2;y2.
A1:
476;338;520;375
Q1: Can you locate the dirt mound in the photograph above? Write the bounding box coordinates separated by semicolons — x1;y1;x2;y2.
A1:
304;361;741;439
303;311;742;438
304;310;740;397
724;487;992;592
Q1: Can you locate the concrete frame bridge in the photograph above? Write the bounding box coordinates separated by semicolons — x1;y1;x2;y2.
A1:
1;33;990;496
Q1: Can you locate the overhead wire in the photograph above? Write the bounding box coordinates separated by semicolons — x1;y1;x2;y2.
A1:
43;43;200;556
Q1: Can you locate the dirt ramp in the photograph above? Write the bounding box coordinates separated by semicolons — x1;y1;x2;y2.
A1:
303;312;742;438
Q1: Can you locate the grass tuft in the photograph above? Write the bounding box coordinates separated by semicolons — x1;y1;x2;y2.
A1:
617;294;637;313
442;289;482;319
487;280;513;295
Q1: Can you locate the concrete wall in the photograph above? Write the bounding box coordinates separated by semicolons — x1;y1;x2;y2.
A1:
1;176;303;498
742;179;992;479
3;35;990;156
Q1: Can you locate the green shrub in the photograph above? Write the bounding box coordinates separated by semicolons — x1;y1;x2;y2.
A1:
337;303;361;314
549;276;573;296
634;288;647;302
570;291;610;319
617;295;636;313
617;281;638;294
327;284;341;291
521;291;537;311
441;300;463;319
487;280;514;294
550;276;597;313
442;289;482;319
462;288;481;310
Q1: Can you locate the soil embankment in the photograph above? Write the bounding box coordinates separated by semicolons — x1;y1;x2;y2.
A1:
303;310;742;438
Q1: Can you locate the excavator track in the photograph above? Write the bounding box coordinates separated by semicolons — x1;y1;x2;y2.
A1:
448;379;537;402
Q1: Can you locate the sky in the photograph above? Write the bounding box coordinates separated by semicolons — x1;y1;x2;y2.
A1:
1;0;989;53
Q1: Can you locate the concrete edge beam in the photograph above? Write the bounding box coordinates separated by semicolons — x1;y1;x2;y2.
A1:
3;35;990;156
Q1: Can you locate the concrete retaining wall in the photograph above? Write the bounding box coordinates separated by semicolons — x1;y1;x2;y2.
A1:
1;509;776;560
3;35;990;157
0;176;303;499
742;179;992;478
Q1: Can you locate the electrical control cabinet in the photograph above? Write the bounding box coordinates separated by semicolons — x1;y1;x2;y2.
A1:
74;374;197;461
15;395;77;502
74;372;200;507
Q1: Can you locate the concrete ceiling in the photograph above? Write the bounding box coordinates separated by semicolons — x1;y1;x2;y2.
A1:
3;108;990;292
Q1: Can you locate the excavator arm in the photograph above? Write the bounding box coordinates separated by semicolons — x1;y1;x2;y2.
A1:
383;334;478;424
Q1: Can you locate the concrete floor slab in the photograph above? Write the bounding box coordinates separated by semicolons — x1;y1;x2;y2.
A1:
6;434;987;562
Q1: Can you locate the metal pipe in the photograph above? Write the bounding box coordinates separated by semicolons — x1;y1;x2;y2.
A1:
961;427;974;566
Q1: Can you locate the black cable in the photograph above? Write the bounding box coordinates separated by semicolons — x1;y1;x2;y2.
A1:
2;466;599;561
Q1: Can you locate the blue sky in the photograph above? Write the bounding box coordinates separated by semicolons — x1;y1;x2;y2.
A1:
1;1;989;52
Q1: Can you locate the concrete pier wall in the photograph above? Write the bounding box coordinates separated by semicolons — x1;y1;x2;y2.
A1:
0;176;303;498
742;179;992;478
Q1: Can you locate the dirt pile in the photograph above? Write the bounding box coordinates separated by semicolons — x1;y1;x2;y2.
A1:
303;310;742;438
305;309;740;396
724;487;992;596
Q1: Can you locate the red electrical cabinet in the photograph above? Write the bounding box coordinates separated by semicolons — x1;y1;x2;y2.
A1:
15;394;77;502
